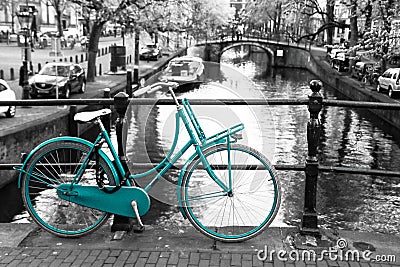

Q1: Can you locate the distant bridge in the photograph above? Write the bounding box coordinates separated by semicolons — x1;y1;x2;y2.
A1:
190;37;313;68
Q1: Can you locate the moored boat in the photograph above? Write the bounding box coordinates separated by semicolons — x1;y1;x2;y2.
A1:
159;56;205;91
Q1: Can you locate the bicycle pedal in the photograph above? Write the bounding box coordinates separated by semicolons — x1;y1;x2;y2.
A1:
133;225;145;233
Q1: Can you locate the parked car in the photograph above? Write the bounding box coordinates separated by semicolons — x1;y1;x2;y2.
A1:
0;79;16;118
8;33;18;42
29;62;86;99
331;52;350;72
327;48;347;63
37;32;52;48
139;43;162;61
377;68;400;98
364;63;382;87
387;55;400;68
351;61;375;81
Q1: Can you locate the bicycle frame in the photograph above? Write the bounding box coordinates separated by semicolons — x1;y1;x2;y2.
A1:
83;98;244;195
16;90;244;219
16;82;280;242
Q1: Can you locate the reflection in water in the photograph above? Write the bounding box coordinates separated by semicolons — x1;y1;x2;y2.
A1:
123;46;400;235
219;47;400;235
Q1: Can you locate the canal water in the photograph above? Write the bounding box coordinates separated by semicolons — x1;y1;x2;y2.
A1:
10;46;400;236
123;46;400;235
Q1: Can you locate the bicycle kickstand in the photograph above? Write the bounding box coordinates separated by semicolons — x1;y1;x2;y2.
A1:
131;200;145;233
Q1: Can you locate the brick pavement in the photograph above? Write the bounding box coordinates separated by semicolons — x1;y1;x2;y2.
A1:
0;247;398;266
0;224;398;267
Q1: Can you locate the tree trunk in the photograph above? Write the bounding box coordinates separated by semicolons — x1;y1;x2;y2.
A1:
326;2;334;45
364;1;372;32
56;10;63;37
275;2;282;40
349;0;358;47
86;21;105;82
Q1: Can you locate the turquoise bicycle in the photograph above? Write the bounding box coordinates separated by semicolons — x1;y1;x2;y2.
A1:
15;81;280;242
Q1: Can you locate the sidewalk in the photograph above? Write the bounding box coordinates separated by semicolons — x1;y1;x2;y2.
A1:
0;223;398;266
0;74;126;137
0;47;178;136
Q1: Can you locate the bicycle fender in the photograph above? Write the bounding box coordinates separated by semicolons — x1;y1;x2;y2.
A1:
16;136;119;188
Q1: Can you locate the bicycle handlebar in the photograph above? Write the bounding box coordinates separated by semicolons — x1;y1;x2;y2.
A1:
132;81;179;97
132;81;181;107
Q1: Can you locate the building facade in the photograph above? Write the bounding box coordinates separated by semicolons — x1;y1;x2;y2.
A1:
0;0;82;36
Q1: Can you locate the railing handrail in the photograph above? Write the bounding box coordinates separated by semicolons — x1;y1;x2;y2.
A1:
2;98;400;109
1;163;400;178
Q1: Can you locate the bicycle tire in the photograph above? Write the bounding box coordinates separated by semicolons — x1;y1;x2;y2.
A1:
180;144;280;242
21;140;116;238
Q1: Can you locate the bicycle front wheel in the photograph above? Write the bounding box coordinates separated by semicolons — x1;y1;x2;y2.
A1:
21;140;116;238
180;144;280;242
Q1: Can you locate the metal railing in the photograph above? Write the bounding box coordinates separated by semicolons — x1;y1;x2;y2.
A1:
1;80;400;235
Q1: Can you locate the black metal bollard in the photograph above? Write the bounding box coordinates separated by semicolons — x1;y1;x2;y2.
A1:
0;69;3;79
301;80;323;236
75;55;79;63
111;92;133;232
10;68;14;80
126;70;132;97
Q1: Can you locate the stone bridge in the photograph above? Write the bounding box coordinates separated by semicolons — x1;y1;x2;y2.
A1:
187;38;312;68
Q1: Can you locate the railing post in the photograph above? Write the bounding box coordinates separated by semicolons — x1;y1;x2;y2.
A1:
102;88;111;134
69;105;79;137
111;92;133;232
301;80;323;236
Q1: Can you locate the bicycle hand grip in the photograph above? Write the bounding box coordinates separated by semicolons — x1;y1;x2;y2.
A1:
147;85;162;94
132;86;152;97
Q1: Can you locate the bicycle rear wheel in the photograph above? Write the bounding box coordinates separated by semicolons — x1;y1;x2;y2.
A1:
21;140;116;237
180;144;280;242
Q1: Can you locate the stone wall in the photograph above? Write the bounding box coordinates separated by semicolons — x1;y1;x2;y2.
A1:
0;111;70;189
283;45;400;134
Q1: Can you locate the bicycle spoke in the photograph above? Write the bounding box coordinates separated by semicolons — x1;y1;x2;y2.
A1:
21;141;115;238
182;144;280;242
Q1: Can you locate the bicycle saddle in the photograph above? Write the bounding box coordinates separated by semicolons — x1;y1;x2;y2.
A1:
74;108;111;123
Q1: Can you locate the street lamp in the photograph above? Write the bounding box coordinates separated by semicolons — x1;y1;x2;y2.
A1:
17;7;34;100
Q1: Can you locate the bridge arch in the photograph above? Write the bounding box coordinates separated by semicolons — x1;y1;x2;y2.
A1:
220;42;275;67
